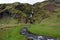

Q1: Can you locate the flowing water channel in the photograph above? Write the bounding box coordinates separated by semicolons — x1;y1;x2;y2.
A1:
20;26;60;40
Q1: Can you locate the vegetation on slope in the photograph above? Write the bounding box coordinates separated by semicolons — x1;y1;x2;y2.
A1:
0;0;60;38
29;16;60;37
32;1;60;23
28;0;60;37
0;0;60;24
0;2;32;24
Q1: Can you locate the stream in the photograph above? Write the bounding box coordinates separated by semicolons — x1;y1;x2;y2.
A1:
20;26;60;40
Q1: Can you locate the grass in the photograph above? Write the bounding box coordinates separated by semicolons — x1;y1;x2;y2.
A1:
0;15;60;40
29;16;60;38
29;24;60;37
0;24;26;40
0;18;17;25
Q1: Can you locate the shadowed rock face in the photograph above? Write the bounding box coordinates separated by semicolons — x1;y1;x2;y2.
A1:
0;4;5;10
0;2;32;23
47;0;60;2
44;4;58;11
47;0;60;4
47;0;55;2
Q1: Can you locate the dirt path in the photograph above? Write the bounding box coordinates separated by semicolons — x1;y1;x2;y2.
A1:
0;24;21;28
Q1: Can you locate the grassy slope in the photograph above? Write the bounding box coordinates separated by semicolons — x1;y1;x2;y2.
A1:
0;24;26;40
29;2;60;37
0;18;17;25
29;16;60;37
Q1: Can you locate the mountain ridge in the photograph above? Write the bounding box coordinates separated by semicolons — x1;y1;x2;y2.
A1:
0;0;60;24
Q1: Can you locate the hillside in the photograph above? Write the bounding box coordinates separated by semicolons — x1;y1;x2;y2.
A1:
32;0;60;23
0;1;60;24
29;0;60;37
0;2;32;24
0;0;60;39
